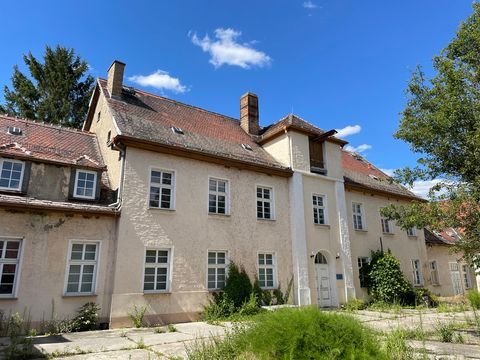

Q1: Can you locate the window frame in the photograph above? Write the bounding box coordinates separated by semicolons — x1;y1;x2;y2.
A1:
357;256;370;288
142;248;173;293
148;168;176;210
258;252;277;289
352;202;366;230
64;240;100;296
0;158;25;192
256;185;275;220
73;169;98;200
0;237;23;298
207;250;229;291
208;177;230;215
462;264;472;290
312;193;328;225
411;259;423;286
429;260;440;286
406;227;417;237
380;216;393;234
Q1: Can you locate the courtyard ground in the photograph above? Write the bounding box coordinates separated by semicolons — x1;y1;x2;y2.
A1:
1;309;480;359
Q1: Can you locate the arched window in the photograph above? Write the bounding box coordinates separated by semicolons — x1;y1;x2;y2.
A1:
314;252;328;264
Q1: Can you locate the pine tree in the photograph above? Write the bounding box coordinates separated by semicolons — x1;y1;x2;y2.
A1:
0;45;94;128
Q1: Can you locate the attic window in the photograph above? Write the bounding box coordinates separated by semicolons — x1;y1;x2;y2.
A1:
242;143;253;151
171;127;184;135
7;127;22;136
369;174;379;181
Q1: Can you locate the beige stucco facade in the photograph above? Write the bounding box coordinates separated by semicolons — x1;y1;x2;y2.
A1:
108;147;293;326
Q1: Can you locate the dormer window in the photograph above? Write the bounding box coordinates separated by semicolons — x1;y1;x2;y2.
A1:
242;143;253;151
309;139;327;175
0;159;24;191
6;127;22;136
172;127;184;135
73;170;97;199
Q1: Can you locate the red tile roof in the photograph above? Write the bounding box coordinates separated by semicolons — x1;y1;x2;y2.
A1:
342;150;420;200
424;228;460;246
0;115;105;169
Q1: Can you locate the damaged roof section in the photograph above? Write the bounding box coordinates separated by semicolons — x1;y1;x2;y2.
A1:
0;115;105;170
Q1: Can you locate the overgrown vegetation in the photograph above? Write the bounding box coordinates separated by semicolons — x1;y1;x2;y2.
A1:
202;261;292;322
467;290;480;309
189;307;388;359
70;302;100;332
128;305;147;328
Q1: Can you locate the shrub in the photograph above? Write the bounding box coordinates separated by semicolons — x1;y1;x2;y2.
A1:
435;322;455;343
384;329;415;360
467;290;480;309
188;307;387;359
414;287;438;307
128;305;147;328
344;298;367;311
71;302;100;332
201;293;235;321
238;293;263;317
223;262;252;308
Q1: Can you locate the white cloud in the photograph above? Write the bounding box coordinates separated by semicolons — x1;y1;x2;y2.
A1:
128;70;188;93
335;125;361;138
344;144;372;153
303;1;318;9
190;28;272;69
410;179;445;199
379;168;395;177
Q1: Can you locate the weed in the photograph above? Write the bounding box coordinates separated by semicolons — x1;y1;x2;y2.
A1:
383;329;415;360
167;324;177;332
467;290;480;309
154;327;166;334
71;302;100;332
128;305;147;328
343;298;367;311
136;337;148;349
435;322;455;342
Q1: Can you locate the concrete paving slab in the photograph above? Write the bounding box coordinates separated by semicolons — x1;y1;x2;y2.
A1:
54;349;157;360
127;331;195;346
410;340;480;359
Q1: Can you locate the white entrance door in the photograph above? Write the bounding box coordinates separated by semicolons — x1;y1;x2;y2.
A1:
314;253;331;307
449;262;462;295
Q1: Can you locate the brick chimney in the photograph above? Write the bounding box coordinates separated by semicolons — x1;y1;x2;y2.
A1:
240;92;259;135
107;60;126;98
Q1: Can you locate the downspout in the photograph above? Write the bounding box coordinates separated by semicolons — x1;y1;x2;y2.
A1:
108;143;126;211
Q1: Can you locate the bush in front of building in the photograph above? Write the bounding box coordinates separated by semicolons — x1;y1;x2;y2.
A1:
467;290;480;309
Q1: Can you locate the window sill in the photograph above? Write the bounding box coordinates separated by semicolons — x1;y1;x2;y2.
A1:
0;296;18;300
382;232;394;236
432;284;441;287
148;207;176;212
314;224;330;228
413;284;424;288
407;235;418;239
354;229;368;232
143;291;171;295
257;218;276;222
208;213;231;218
63;293;97;298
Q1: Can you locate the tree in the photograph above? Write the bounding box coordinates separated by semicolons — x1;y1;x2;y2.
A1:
382;3;480;260
0;45;94;128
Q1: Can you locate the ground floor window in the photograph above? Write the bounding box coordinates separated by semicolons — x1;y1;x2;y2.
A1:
208;251;227;290
0;239;21;296
66;242;98;294
411;259;423;286
462;264;472;290
357;257;369;288
429;261;439;285
144;249;170;292
258;253;276;288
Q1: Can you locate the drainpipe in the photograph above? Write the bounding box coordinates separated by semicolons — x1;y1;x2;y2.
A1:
108;142;126;211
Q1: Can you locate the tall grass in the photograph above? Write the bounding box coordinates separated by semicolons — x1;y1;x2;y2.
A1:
187;306;387;359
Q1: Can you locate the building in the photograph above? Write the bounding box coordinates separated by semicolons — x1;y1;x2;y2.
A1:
0;60;435;328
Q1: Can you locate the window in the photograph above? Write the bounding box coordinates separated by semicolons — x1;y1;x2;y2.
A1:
357;257;369;288
149;170;175;209
66;242;98;294
411;259;423;286
74;170;97;199
257;186;273;220
309;140;326;175
381;216;392;234
0;159;24;191
352;203;365;230
207;251;227;290
462;264;472;290
209;178;228;215
144;249;170;292
406;227;417;237
312;194;327;225
258;253;276;288
0;239;21;296
429;261;439;285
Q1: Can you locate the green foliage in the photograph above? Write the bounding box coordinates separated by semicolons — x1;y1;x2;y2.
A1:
383;3;480;258
71;302;100;332
5;313;36;359
223;262;252;308
128;305;147;328
201;292;236;321
237;293;263;317
343;298;367;311
435;322;455;343
467;290;480;309
167;324;177;332
363;250;416;305
188;307;387;360
0;45;94;128
384;329;415;360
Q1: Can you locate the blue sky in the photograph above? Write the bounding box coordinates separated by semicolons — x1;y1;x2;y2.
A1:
1;0;474;196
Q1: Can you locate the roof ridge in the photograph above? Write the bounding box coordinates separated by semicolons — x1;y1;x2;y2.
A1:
98;78;241;124
0;115;95;136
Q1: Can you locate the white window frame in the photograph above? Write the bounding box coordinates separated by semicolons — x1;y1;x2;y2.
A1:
256;185;274;220
143;248;172;293
73;169;97;200
352;202;365;230
380;216;393;234
357;256;369;288
312;193;328;225
411;259;423;286
64;241;100;296
0;158;24;191
258;252;277;289
148;168;176;210
0;237;23;298
207;250;228;290
406;227;417;237
429;260;440;286
208;177;229;215
462;264;472;290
